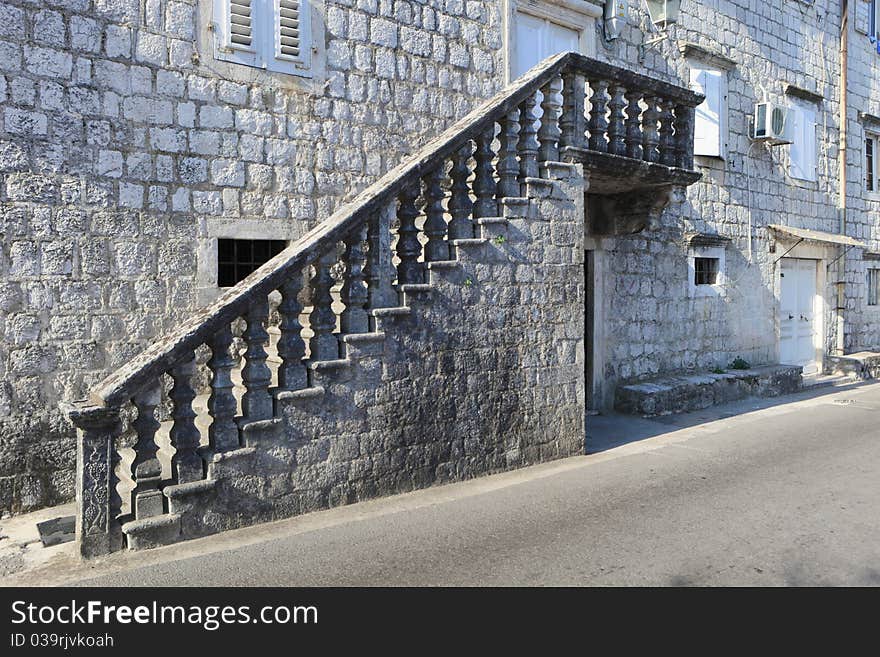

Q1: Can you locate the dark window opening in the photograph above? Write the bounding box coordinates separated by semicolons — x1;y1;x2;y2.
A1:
694;257;720;286
218;238;287;287
867;137;875;192
869;269;880;306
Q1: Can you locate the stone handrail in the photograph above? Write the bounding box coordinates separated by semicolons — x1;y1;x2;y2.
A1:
63;51;703;557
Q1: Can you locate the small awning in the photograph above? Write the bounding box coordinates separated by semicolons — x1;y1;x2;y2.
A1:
768;225;868;249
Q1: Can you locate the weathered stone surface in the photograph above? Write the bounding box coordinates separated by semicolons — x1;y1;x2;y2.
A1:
614;365;804;417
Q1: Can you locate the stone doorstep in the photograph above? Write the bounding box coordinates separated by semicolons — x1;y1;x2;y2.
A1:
615;364;804;417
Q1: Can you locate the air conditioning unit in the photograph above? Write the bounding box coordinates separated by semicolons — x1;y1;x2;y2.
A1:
753;102;793;145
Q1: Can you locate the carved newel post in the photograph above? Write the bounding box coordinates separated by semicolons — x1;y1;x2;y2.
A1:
63;401;124;558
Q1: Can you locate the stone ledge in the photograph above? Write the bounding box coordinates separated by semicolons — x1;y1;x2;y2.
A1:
163;479;216;499
615;365;803;417
276;386;325;402
307;358;351;371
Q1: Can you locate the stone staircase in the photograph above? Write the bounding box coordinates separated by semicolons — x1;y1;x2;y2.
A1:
61;52;703;558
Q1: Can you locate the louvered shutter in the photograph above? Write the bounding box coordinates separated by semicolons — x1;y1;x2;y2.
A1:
273;0;311;67
226;0;255;51
691;66;723;157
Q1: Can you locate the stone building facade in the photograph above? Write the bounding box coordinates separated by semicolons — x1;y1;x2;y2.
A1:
586;0;880;408
0;0;877;513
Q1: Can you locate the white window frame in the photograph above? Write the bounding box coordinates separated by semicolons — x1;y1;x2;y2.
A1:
688;245;726;298
866;131;880;195
502;0;599;84
211;0;313;77
788;103;818;182
689;64;727;159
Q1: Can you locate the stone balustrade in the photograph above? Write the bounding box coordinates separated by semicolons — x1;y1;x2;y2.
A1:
61;51;703;558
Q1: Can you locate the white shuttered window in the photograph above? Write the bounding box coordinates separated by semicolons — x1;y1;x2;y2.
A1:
213;0;311;75
689;65;725;158
788;106;817;182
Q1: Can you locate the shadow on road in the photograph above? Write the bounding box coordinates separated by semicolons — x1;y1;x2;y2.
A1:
586;380;877;454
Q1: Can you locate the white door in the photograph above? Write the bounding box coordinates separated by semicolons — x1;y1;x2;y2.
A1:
779;258;819;373
513;12;580;78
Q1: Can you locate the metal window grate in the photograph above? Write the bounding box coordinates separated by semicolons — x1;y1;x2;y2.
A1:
217;238;287;287
869;269;880;306
694;257;719;286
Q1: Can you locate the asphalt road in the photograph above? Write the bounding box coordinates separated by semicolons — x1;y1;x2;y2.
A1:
64;382;880;586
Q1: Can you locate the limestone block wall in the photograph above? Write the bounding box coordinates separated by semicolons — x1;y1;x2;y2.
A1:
846;0;880;350
589;0;880;400
0;0;508;514
133;170;585;548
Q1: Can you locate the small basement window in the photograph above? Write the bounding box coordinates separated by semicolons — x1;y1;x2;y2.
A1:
218;238;287;287
869;268;880;306
694;257;720;286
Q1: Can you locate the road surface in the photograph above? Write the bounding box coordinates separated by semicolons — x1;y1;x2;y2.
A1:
11;381;880;586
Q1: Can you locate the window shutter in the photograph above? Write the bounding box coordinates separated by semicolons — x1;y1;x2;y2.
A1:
789;107;817;182
226;0;255;51
273;0;311;67
691;66;722;157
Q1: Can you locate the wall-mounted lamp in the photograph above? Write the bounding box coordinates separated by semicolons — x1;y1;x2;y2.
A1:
639;0;682;62
645;0;681;28
603;0;628;41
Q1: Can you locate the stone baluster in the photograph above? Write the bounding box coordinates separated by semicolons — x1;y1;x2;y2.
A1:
276;275;307;391
169;354;203;484
241;300;273;419
517;93;539;184
675;103;695;169
449;142;475;239
559;71;586;152
624;89;643;160
607;84;627;156
423;165;450;259
395;182;423;284
66;403;124;557
207;325;239;451
308;250;339;360
658;98;676;166
341;224;370;332
366;203;396;308
538;77;562;162
587;78;610;152
130;383;163;519
473;126;498;218
497;110;520;199
641;95;660;163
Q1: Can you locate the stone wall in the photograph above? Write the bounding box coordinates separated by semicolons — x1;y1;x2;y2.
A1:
589;0;880;404
847;0;880;350
0;0;507;514
127;168;585;549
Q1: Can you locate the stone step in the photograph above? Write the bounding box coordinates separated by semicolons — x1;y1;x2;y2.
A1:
369;305;412;332
499;196;530;218
824;352;880;379
615;365;803;417
340;331;386;358
122;513;182;551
